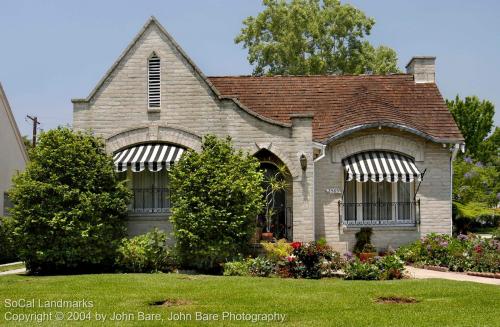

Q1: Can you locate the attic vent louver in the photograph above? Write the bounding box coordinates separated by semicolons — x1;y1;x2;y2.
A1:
148;53;161;108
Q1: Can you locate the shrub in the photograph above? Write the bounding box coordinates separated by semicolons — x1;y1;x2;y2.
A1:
115;229;173;273
0;217;18;264
344;258;381;280
223;260;250;276
354;227;373;253
279;241;340;279
248;257;274;277
261;239;293;263
8;128;130;274
170;135;264;272
376;255;405;280
397;233;500;273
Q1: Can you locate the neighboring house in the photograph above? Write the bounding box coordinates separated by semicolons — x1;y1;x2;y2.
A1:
0;83;28;216
72;17;463;251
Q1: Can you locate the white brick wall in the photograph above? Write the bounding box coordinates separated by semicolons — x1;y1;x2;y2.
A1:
73;21;452;247
315;128;452;251
73;21;314;240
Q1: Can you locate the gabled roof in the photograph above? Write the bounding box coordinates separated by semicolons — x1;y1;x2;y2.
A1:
71;17;290;128
208;75;464;144
0;83;29;162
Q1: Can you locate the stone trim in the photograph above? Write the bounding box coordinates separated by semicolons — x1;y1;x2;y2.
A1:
106;125;202;153
251;142;301;178
331;133;425;162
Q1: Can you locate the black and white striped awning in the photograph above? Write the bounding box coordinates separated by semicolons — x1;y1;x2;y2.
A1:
113;144;185;173
342;151;423;183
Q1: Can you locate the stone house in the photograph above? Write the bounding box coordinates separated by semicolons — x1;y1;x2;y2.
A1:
0;83;28;216
72;17;463;251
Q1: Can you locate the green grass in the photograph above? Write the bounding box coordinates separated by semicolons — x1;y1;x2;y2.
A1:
0;263;24;273
0;274;499;326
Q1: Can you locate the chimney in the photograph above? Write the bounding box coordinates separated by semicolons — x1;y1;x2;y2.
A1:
405;56;436;83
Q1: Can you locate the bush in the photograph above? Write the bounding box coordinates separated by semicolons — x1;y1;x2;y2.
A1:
396;233;500;273
115;229;173;273
170;135;264;272
344;259;381;280
248;257;274;277
376;255;405;280
0;217;18;264
343;254;404;280
223;260;250;276
279;241;340;279
354;227;373;253
261;239;293;263
8;128;130;274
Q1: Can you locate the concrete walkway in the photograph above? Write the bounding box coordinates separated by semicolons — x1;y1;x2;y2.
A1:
0;268;26;275
406;266;500;285
0;262;26;276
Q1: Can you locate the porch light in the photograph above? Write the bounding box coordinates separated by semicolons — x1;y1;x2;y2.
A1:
300;154;307;171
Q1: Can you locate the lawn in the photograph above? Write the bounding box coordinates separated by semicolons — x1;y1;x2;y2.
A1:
0;263;24;273
0;274;499;327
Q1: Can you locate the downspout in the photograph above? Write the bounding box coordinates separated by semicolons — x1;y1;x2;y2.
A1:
449;143;463;235
312;142;327;241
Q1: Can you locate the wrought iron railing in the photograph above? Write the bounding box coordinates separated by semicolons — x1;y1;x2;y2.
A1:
339;200;419;226
129;187;170;214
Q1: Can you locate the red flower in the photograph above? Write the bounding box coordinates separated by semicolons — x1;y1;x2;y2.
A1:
291;242;302;250
474;245;482;254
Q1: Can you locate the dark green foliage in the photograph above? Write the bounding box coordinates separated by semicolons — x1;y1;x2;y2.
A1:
235;0;399;76
354;227;373;253
169;135;264;271
9;127;130;274
115;229;173;273
0;217;18;264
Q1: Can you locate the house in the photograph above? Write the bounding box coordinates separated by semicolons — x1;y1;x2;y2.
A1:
0;83;28;216
72;17;463;251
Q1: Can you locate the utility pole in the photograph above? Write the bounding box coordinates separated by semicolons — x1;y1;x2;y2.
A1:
26;115;40;147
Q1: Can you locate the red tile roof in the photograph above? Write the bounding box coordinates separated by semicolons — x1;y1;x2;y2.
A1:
208;74;463;143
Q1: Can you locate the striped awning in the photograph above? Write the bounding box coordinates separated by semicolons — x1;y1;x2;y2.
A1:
113;144;185;173
342;151;423;183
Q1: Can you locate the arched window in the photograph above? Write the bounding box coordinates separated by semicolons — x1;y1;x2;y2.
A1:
148;53;161;108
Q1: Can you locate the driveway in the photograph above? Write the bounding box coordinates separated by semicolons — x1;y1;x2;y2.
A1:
406;266;500;285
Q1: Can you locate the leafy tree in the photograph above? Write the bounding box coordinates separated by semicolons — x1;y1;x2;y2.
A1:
446;95;495;160
9;127;130;274
169;135;264;271
235;0;400;75
477;127;500;165
452;157;500;232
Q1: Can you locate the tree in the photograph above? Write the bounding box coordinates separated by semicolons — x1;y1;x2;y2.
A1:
235;0;400;75
169;135;264;271
446;95;495;160
9;127;130;274
477;127;500;165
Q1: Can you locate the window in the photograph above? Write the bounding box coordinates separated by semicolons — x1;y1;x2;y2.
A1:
344;179;415;223
130;170;170;213
148;53;161;108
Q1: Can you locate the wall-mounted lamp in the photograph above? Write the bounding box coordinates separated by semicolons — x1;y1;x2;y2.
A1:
300;154;307;171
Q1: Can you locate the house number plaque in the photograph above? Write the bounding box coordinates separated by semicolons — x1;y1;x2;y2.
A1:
325;187;342;194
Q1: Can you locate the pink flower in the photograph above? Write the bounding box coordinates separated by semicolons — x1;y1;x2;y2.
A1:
287;255;296;262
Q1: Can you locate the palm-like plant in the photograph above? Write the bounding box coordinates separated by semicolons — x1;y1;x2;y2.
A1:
263;165;289;233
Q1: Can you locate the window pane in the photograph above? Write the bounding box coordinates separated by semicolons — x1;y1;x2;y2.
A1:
131;170;169;212
397;182;411;220
344;179;356;221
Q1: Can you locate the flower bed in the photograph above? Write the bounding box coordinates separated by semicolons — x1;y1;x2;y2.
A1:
223;239;405;280
396;233;500;273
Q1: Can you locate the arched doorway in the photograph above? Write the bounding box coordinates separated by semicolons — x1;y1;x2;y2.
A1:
255;149;293;240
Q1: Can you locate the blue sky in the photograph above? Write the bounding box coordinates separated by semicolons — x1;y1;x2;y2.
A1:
1;0;499;136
